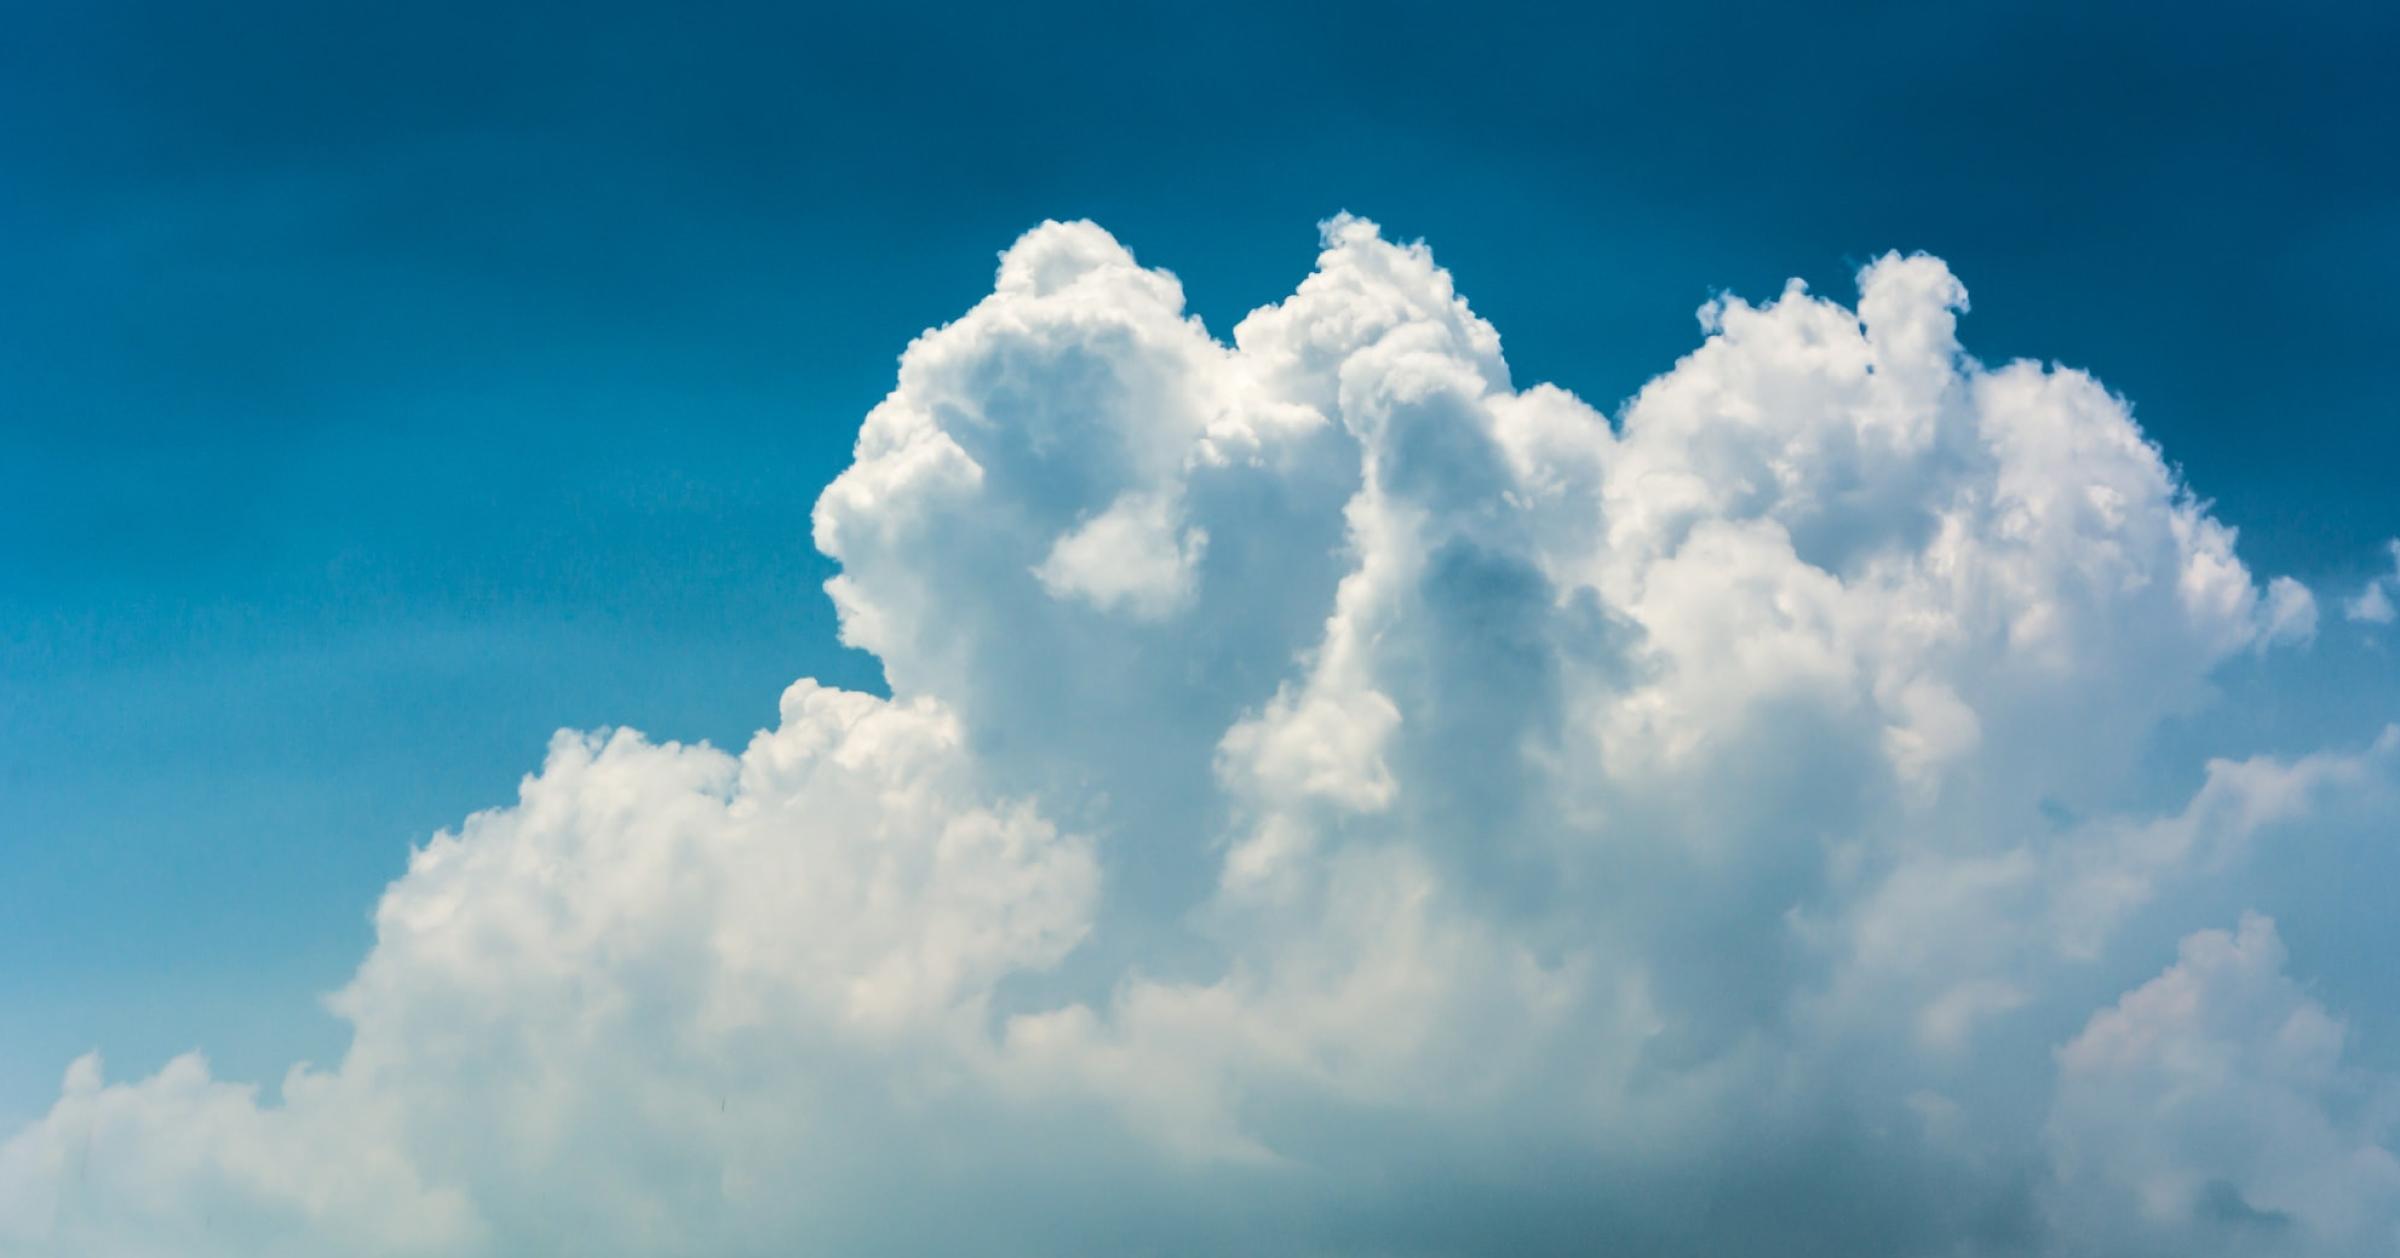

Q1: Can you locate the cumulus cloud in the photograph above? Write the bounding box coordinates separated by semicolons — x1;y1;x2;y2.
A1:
5;217;2394;1256
2048;914;2400;1254
2345;540;2400;625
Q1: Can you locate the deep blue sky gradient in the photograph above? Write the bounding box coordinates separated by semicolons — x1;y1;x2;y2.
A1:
3;0;2396;1121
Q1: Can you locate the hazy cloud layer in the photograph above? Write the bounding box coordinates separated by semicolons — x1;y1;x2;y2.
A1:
6;219;2394;1256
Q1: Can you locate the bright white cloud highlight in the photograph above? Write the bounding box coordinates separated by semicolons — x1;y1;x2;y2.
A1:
5;217;2393;1257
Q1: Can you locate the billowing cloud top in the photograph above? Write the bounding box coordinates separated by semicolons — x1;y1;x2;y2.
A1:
6;218;2394;1257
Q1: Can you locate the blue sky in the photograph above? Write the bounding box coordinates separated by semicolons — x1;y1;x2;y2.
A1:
3;3;2399;1252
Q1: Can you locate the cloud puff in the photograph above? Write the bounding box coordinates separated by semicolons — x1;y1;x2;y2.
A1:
5;218;2393;1256
2345;540;2399;625
2048;914;2400;1254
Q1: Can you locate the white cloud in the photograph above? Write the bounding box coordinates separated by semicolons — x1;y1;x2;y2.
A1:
4;218;2393;1256
2048;915;2400;1254
2265;575;2322;646
2345;540;2400;625
1032;490;1209;619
